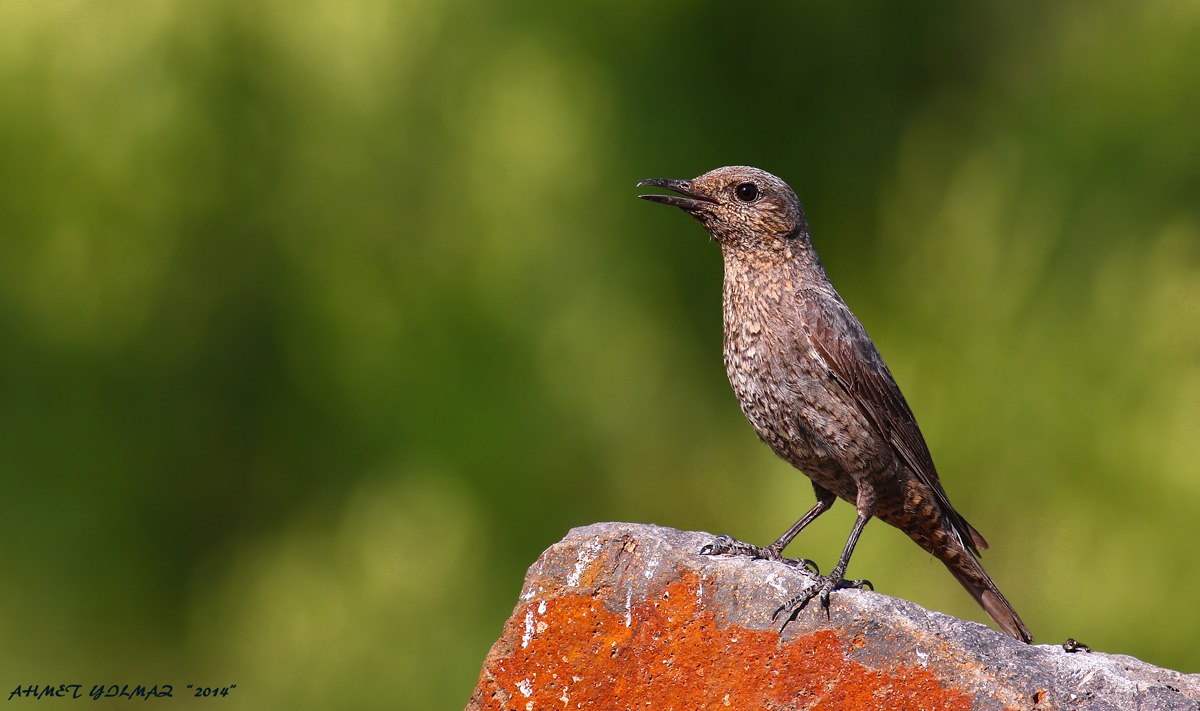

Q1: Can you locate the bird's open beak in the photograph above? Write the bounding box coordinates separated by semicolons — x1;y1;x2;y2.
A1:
637;179;717;212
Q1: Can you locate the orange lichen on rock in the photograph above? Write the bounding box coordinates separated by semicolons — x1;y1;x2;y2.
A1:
473;573;971;711
469;524;1200;711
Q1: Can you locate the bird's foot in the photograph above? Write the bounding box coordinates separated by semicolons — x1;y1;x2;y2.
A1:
771;574;873;631
700;534;820;574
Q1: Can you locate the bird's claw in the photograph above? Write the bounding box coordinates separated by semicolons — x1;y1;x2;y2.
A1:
700;534;820;574
699;534;746;556
772;575;873;631
793;558;821;575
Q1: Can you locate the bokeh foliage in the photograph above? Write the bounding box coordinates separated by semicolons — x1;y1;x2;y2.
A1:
1;0;1198;706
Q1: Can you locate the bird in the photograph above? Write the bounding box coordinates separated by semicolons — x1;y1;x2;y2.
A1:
637;166;1033;643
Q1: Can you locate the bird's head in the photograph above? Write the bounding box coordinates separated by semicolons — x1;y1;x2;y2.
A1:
638;166;808;254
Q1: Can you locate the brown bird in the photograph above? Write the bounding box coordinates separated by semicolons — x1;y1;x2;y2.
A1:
638;166;1032;643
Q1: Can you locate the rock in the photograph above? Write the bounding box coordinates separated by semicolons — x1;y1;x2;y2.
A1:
466;522;1200;711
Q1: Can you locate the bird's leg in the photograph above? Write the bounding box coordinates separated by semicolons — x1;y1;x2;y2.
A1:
764;485;836;557
701;486;835;575
773;508;875;630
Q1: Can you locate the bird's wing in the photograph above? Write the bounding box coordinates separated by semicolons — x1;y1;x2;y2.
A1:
798;288;987;555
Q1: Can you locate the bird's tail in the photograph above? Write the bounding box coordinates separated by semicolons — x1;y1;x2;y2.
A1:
940;548;1033;644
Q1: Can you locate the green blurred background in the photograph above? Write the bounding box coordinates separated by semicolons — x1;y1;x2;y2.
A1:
2;0;1199;706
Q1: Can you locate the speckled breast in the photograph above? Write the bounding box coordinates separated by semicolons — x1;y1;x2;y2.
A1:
720;288;881;505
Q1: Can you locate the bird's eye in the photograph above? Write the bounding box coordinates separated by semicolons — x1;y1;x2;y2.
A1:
735;183;758;202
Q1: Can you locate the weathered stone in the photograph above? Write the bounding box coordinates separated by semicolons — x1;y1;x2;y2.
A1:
466;522;1200;711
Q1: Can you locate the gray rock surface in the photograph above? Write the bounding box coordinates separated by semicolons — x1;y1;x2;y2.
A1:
467;522;1200;711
